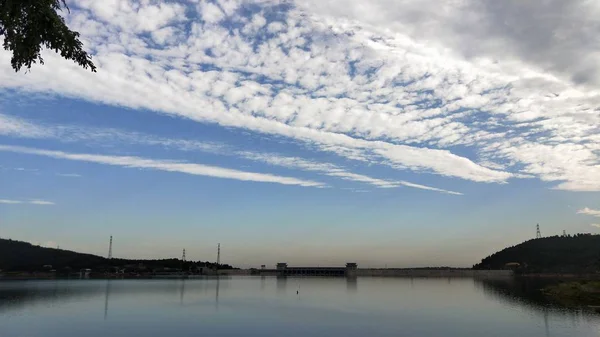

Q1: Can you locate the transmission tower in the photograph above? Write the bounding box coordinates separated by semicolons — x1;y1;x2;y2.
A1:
563;230;567;237
182;249;186;262
536;224;542;239
108;236;113;259
217;243;221;266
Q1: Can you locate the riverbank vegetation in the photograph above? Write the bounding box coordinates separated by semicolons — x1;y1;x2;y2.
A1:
542;281;600;307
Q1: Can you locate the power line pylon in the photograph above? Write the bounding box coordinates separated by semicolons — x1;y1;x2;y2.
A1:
108;236;113;259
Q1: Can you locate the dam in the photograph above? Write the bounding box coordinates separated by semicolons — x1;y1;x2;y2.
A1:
224;263;512;278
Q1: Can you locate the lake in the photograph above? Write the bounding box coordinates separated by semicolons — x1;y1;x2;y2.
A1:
1;277;599;337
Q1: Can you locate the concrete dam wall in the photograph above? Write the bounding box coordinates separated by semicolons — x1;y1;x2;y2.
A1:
231;265;512;278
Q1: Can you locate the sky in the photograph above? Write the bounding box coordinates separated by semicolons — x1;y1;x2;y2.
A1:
1;0;600;268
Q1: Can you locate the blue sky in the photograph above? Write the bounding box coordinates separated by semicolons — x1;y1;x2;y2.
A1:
1;0;600;267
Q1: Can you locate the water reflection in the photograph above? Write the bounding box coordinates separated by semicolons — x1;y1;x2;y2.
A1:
477;277;599;333
346;277;358;293
1;277;598;337
0;281;105;314
276;276;287;293
96;277;226;317
215;276;219;311
544;309;550;337
478;278;560;311
179;279;185;305
104;280;111;320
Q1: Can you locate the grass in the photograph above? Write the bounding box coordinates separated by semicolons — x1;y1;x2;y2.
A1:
542;281;600;307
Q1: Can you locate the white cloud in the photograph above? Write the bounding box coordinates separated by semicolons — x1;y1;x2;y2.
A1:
0;199;22;204
591;224;600;228
267;22;285;33
29;200;55;205
578;207;600;218
198;2;226;24
0;0;598;191
14;167;38;172
74;0;187;33
151;27;179;45
0;113;51;138
0;199;55;205
396;181;462;196
301;0;600;86
56;173;82;178
341;188;371;193
0;144;325;188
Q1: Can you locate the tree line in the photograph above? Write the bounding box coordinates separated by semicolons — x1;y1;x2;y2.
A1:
0;238;233;272
473;234;600;274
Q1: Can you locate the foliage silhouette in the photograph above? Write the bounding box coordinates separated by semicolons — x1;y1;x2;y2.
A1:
0;0;96;72
0;238;232;272
473;234;600;274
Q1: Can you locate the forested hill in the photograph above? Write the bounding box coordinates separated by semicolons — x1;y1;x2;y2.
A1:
0;238;232;272
473;234;600;273
0;238;105;271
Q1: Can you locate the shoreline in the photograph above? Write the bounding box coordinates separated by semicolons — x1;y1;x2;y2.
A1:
2;271;599;281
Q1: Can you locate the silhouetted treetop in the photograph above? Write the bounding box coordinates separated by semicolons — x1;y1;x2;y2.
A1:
0;0;96;72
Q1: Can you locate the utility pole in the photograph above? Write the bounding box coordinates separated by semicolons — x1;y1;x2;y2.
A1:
108;236;113;259
217;243;221;268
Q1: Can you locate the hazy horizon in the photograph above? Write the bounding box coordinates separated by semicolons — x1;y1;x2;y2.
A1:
1;0;600;268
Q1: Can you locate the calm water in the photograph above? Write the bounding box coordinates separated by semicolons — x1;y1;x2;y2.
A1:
1;277;599;337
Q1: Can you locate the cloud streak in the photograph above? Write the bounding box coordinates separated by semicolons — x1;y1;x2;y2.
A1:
0;199;22;204
29;200;55;205
56;173;82;178
238;151;463;194
0;144;325;188
0;113;461;194
0;199;55;205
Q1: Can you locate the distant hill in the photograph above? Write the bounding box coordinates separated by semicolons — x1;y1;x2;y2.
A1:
473;234;600;274
0;238;232;272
